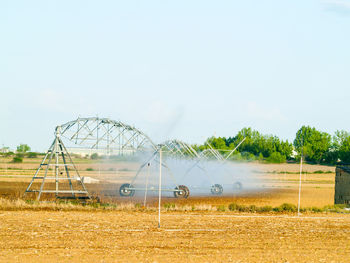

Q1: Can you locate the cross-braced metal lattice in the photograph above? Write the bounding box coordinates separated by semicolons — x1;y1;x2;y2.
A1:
162;139;200;158
24;126;91;201
59;117;157;155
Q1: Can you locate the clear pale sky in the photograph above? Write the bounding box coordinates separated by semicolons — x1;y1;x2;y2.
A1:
1;0;350;151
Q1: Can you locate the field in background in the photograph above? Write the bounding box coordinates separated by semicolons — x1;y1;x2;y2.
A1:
0;156;335;208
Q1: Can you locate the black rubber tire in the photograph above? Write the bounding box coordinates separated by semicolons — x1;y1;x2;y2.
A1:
174;185;190;198
119;183;135;197
233;181;243;190
210;184;223;195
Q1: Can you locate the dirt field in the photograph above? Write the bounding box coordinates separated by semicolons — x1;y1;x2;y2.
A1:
0;158;347;262
1;210;350;263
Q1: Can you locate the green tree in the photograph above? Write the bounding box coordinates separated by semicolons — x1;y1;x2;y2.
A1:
293;126;331;163
332;130;350;163
266;152;286;163
338;137;350;163
16;144;30;153
226;127;292;161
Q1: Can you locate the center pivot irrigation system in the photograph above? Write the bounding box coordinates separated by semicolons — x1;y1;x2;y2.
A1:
118;138;246;198
25;117;245;201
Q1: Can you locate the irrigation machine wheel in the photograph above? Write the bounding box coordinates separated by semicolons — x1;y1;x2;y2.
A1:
119;183;135;197
210;184;223;195
174;185;190;198
233;181;243;191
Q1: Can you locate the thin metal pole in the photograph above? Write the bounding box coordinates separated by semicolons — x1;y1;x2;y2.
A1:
297;155;303;216
158;150;162;228
143;163;150;207
55;136;59;197
38;139;55;200
58;140;75;197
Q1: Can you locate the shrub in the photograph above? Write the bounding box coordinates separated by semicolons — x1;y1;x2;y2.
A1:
86;168;94;171
217;205;226;212
258;206;273;212
4;151;14;157
164;203;175;209
311;206;323;213
237;205;250;212
228;203;238;211
249;205;257;212
323;204;349;213
314;170;333;174
15;153;24;158
241;152;256;161
27;152;37;158
276;203;297;212
12;156;23;163
266;152;286;163
273;206;282;212
230;152;242;161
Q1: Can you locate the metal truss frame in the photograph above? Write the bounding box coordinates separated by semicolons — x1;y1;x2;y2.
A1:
59;117;157;155
24;126;91;201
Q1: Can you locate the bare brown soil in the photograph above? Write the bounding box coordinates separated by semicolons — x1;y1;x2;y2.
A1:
1;211;350;263
0;159;344;262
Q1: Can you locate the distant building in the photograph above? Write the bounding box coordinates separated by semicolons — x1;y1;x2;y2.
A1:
0;147;10;153
335;164;350;204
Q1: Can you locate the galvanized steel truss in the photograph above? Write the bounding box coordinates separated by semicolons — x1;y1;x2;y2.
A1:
59;117;157;155
24;126;91;201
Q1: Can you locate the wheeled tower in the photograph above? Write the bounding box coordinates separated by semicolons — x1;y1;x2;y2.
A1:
24;126;91;201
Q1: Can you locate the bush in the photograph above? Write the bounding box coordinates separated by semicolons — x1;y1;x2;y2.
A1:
266;152;286;163
249;205;257;212
230;152;242;161
164;203;175;209
314;170;333;174
4;151;14;157
311;206;323;213
237;205;250;212
217;205;226;212
228;203;238;211
86;168;94;171
258;206;273;212
27;152;37;158
241;152;256;161
12;156;23;163
15;153;24;158
323;204;349;213
275;203;297;212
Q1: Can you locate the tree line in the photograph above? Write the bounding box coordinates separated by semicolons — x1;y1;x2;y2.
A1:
193;126;350;164
3;126;350;165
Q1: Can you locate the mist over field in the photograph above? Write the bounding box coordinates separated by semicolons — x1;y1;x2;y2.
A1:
95;151;263;198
